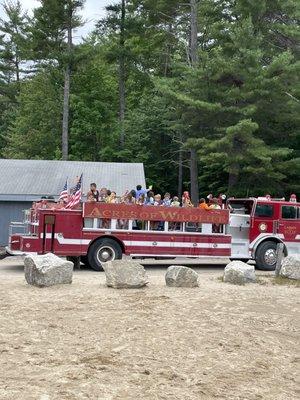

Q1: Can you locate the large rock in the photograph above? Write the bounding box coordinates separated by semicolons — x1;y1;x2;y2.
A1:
102;260;149;289
165;265;199;288
24;253;73;287
279;255;300;280
223;261;256;285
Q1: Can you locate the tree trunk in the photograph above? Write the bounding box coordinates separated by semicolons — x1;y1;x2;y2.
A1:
14;25;20;86
190;148;199;205
119;0;126;148
62;64;70;160
228;137;240;190
62;8;73;161
189;0;198;66
164;22;173;77
228;163;239;189
178;144;183;198
15;59;20;83
189;0;199;204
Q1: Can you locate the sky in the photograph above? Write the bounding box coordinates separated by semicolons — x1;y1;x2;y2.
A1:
0;0;114;39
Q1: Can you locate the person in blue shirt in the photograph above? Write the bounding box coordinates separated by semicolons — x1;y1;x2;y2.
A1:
162;192;171;206
135;184;152;199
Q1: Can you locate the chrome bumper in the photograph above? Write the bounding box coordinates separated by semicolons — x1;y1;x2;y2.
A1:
4;246;35;257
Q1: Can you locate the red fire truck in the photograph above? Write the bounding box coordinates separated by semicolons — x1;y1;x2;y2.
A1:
6;197;300;271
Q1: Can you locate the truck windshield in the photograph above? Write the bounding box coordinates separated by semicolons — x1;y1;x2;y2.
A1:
255;204;274;218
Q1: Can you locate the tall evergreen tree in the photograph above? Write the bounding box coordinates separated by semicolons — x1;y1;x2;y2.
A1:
188;0;199;205
154;0;300;197
0;0;30;155
69;43;119;161
0;0;29;85
31;0;84;160
96;1;131;150
6;71;62;159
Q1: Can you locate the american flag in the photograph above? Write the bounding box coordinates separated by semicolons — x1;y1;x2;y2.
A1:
59;178;69;202
65;174;83;209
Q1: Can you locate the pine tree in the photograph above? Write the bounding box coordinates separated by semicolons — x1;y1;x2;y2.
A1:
200;119;291;195
154;0;299;197
0;0;29;86
96;1;131;150
125;89;178;193
6;71;62;159
69;44;119;161
31;0;84;160
0;0;30;155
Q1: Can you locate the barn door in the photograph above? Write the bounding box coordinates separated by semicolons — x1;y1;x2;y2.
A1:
42;214;56;253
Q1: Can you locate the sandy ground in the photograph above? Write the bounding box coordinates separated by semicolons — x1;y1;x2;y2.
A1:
0;257;299;400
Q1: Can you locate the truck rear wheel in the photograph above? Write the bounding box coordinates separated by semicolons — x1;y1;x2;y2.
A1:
255;241;278;271
80;255;91;268
88;238;122;271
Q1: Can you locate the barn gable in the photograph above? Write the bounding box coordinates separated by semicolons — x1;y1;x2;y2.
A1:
0;159;145;200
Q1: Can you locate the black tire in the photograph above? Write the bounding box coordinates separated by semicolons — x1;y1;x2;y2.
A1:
255;241;278;271
80;255;91;268
66;256;81;269
87;238;122;271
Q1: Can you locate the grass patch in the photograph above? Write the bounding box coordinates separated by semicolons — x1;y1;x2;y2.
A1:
271;276;300;287
256;277;268;286
217;274;299;287
218;275;268;285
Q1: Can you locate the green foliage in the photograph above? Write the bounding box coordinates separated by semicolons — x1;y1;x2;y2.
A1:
125;89;178;193
1;0;299;198
200;119;292;195
69;45;119;161
6;71;62;159
0;0;30;82
0;1;31;156
31;0;84;66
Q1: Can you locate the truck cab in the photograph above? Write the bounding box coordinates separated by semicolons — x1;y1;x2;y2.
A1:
228;197;300;270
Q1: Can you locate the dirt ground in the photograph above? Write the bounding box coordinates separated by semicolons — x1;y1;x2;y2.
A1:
0;257;299;400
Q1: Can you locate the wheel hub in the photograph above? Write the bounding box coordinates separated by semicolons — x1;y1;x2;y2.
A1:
264;249;276;266
97;246;115;263
101;250;111;261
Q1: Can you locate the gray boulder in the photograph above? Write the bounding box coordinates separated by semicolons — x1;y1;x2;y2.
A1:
165;265;199;288
102;260;149;289
223;261;256;285
24;253;73;287
279;255;300;280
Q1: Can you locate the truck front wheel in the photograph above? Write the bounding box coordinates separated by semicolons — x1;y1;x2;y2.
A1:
255;241;278;271
88;238;122;271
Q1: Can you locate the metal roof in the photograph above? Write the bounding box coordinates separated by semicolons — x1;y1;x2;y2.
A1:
0;159;145;201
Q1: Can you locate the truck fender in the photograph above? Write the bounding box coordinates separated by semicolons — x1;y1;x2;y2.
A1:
87;234;125;255
251;235;286;258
